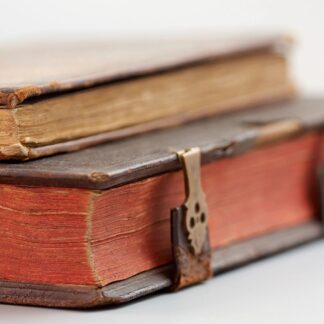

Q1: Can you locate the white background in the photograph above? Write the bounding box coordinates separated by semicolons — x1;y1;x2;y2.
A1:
1;0;324;322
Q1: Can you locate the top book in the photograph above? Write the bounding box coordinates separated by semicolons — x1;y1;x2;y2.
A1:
0;34;294;160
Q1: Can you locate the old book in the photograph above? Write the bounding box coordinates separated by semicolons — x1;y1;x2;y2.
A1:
0;98;323;308
0;34;294;160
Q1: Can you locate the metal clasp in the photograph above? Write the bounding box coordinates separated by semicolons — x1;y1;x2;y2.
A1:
171;147;212;290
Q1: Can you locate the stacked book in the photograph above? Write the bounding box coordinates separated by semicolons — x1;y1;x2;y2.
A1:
0;34;323;308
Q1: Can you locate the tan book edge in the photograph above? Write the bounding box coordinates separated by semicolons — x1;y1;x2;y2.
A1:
0;34;294;160
0;49;294;160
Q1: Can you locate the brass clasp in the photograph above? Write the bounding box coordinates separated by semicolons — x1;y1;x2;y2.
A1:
171;147;212;290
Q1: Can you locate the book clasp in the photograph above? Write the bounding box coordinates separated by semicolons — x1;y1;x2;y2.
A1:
171;147;212;290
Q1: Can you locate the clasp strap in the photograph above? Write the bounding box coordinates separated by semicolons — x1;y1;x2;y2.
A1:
171;147;212;290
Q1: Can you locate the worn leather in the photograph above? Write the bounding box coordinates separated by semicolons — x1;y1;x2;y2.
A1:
0;34;291;107
0;98;321;189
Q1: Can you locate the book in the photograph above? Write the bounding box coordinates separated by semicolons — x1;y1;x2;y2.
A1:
0;34;294;160
0;98;323;308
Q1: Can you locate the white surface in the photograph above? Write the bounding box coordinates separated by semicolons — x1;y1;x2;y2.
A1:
1;0;324;95
0;240;324;324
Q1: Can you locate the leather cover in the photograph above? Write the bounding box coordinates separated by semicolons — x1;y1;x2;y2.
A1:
0;98;322;190
0;98;323;308
0;34;291;108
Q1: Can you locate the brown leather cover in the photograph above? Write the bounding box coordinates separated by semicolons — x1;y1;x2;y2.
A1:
0;98;322;190
0;98;323;308
0;34;291;108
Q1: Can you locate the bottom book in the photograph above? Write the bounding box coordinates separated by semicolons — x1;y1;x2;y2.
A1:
0;98;323;308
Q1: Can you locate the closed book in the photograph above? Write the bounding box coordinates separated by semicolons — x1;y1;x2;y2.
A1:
0;34;294;160
0;98;323;308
